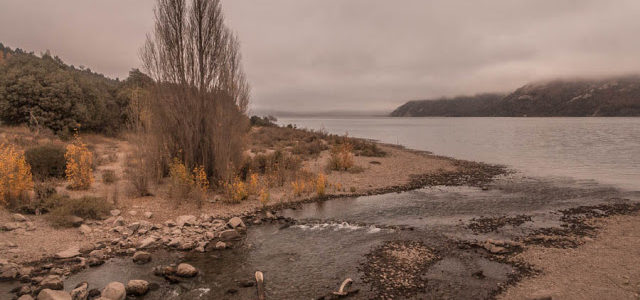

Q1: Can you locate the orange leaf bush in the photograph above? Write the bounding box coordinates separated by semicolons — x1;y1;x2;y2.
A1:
65;135;94;190
0;144;34;207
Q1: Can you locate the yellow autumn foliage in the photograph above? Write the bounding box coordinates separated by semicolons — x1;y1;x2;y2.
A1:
0;144;34;207
65;135;94;190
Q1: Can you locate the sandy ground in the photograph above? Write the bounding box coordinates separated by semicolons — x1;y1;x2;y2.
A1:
500;213;640;300
0;138;457;264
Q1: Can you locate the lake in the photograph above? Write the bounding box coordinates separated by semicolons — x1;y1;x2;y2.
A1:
280;117;640;191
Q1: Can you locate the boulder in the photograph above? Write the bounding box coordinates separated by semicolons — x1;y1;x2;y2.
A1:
109;210;121;217
71;282;88;300
18;295;35;300
227;217;245;229
137;237;157;249
0;263;19;280
144;212;153;219
219;229;241;241
125;280;149;296
101;282;126;300
175;263;198;277
176;215;197;227
40;275;64;290
55;247;81;259
37;289;71;300
128;210;137;216
214;241;226;249
132;251;151;264
79;225;92;235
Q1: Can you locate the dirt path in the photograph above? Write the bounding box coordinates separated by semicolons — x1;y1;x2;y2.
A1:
500;213;640;300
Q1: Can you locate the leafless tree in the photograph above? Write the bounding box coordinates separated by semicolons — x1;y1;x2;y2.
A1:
138;0;250;186
141;0;250;111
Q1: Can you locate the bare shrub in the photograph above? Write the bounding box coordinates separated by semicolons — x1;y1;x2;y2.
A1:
328;142;355;171
47;195;112;228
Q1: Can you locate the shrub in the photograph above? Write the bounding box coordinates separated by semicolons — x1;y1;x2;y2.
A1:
47;195;112;227
258;188;270;207
224;176;248;203
0;144;34;207
167;158;209;204
292;179;306;196
65;135;94;190
241;151;302;188
328;142;355;171
316;173;327;197
24;144;66;179
248;173;259;195
102;169;117;184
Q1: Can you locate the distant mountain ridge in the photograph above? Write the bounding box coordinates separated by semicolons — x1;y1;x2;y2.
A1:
391;76;640;117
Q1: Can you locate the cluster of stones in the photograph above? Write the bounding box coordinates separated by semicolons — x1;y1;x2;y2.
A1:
7;263;198;300
2;211;247;299
0;213;36;233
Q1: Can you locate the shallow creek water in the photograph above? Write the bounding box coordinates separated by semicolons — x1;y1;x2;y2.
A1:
45;175;639;299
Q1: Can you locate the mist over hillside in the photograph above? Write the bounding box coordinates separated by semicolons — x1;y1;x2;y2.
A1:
391;76;640;117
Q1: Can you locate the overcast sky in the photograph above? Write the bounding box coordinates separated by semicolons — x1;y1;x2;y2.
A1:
1;1;640;114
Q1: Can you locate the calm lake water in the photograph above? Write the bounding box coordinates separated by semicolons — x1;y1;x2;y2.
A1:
280;117;640;191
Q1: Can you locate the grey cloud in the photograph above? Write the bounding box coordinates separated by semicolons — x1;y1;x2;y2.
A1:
2;0;640;113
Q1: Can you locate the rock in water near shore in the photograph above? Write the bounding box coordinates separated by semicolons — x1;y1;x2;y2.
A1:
227;217;245;229
176;263;198;277
132;251;151;264
37;289;72;300
125;280;149;296
40;275;64;290
219;229;240;241
71;282;88;300
101;282;126;300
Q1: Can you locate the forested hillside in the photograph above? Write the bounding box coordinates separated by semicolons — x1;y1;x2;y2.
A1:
0;43;148;135
391;77;640;117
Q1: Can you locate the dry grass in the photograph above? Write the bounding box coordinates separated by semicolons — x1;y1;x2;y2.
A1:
47;195;113;228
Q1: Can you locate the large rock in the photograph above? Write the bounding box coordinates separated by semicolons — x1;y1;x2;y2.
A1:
144;212;153;219
71;282;88;300
40;275;64;290
132;251;151;264
101;282;126;300
175;263;198;277
55;247;80;259
125;280;149;296
137;237;157;249
227;217;245;229
219;229;241;241
176;215;197;227
37;289;71;300
18;295;35;300
110;210;121;217
78;225;92;235
0;263;19;280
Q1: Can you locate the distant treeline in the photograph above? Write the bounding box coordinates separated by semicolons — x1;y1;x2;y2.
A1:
391;76;640;117
0;43;151;135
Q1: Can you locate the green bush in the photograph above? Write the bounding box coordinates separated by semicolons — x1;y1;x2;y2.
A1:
25;144;66;179
47;195;112;227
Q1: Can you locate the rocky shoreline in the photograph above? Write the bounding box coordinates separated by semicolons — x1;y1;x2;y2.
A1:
0;157;508;300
